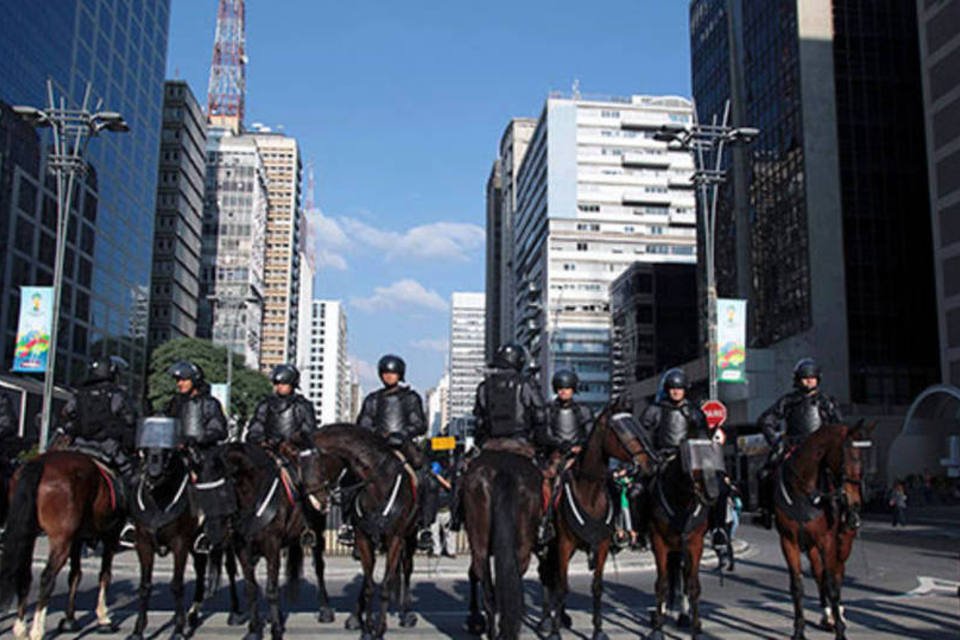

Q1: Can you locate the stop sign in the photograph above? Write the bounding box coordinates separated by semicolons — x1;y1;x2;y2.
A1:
701;399;727;429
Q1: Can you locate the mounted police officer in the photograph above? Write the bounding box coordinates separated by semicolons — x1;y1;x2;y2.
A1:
339;354;430;548
639;368;709;459
537;369;593;545
247;363;319;545
166;360;228;552
756;357;843;527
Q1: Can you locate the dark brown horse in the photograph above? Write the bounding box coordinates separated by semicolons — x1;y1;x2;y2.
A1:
538;407;655;640
462;441;543;640
126;447;207;640
0;450;124;640
305;424;420;640
774;423;868;640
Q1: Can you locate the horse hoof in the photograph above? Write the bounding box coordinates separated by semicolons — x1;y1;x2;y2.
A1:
241;632;262;640
98;621;120;634
465;612;486;635
345;614;362;631
227;612;249;627
791;631;806;640
124;634;143;640
360;634;374;640
677;613;691;629
399;612;417;628
536;617;553;635
270;624;283;640
59;618;82;633
645;631;665;640
560;611;572;629
316;607;335;623
820;615;834;631
170;632;187;640
592;631;608;640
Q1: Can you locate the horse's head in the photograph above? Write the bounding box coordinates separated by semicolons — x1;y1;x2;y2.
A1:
599;406;656;477
825;421;874;531
299;446;348;512
140;447;179;488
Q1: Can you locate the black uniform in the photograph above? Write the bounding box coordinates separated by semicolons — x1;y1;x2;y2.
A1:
540;399;593;453
639;398;710;458
62;379;137;475
247;393;317;449
356;385;427;467
759;389;843;450
473;367;546;447
0;394;24;469
166;383;227;478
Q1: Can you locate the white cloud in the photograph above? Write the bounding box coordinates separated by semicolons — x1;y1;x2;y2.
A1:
310;210;351;271
410;337;448;353
340;219;484;262
315;250;348;271
350;356;379;390
350;279;449;313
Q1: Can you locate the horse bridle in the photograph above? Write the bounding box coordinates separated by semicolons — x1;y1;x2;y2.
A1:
609;412;657;471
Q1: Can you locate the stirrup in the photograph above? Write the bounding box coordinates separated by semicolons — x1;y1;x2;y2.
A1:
537;521;555;548
300;528;317;548
417;530;433;552
337;525;355;547
119;523;137;548
193;532;211;555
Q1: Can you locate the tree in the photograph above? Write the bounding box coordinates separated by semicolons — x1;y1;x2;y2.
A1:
147;337;271;426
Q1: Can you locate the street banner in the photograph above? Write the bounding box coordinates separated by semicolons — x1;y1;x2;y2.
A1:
717;298;746;384
210;383;229;414
12;287;54;373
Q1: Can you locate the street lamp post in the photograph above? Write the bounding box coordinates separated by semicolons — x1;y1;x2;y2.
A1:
13;80;128;451
655;100;757;401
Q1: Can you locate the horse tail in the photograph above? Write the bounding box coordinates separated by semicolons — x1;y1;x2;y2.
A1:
285;537;303;601
0;459;45;610
491;470;522;637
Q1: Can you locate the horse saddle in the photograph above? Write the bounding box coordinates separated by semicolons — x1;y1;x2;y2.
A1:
481;437;536;459
89;458;125;512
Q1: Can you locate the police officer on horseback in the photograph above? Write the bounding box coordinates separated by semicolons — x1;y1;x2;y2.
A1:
640;368;709;458
473;343;546;448
247;364;319;545
537;369;593;545
166;361;228;552
340;354;430;548
757;357;843;527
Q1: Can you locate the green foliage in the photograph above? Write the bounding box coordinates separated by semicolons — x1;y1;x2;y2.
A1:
147;337;271;425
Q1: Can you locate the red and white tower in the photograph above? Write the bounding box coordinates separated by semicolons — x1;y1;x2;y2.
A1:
207;0;246;133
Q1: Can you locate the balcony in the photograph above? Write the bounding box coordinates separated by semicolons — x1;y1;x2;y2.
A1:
621;153;670;170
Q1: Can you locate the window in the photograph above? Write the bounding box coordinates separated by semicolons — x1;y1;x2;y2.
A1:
576;242;588;251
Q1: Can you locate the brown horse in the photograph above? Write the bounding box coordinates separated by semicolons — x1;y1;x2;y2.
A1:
462;442;543;640
306;424;420;640
538;407;655;640
774;423;868;640
126;447;207;640
0;451;124;640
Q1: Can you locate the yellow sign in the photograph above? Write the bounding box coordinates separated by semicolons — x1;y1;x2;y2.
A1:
431;436;456;451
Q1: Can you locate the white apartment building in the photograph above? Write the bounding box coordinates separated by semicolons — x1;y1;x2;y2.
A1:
425;372;450;436
513;93;696;408
447;293;485;432
304;300;351;425
199;127;268;369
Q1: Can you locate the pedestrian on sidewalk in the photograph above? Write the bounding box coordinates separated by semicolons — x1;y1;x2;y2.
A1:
889;480;907;527
429;459;456;558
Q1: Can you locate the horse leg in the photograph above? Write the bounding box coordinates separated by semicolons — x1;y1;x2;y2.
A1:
345;534;373;633
94;539;118;631
479;553;496;640
590;541;610;640
398;534;417;628
536;539;557;636
684;534;705;638
647;531;669;640
264;539;283;640
808;545;832;630
312;515;334;623
59;541;83;632
780;533;806;640
466;564;487;635
822;538;847;640
29;536;71;640
239;547;263;640
226;546;249;626
125;535;154;640
375;535;404;638
170;537;190;640
555;533;576;631
189;548;208;629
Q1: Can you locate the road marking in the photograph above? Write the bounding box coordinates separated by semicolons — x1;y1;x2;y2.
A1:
907;576;960;597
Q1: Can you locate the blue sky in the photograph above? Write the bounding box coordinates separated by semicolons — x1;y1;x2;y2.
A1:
167;0;692;392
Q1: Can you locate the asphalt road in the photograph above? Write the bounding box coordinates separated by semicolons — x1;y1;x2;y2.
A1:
1;512;957;639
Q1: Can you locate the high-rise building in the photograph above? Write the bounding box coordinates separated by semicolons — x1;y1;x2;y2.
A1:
485;119;537;359
512;93;696;408
447;293;485;429
198;128;268;369
248;127;303;372
148;81;207;353
918;0;960;386
0;1;171;396
304;300;350;425
610;262;698;397
425;371;451;437
297;168;319;376
689;0;939;411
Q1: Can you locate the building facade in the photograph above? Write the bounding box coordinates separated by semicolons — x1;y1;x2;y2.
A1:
0;1;171;396
148;80;206;353
689;0;939;412
198;128;268;369
249;128;302;373
918;0;960;386
304;299;350;425
447;292;485;427
484;160;502;361
610;262;698;397
512;94;696;408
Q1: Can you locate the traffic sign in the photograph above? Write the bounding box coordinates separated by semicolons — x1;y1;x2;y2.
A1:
431;436;456;451
701;399;727;428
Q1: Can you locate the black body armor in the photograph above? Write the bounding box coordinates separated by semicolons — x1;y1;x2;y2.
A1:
356;386;426;442
486;371;526;438
247;393;317;446
640;399;709;454
542;400;592;450
759;389;843;447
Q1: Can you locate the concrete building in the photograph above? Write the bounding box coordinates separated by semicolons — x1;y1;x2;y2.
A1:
304;300;350;425
485;119;537;360
425;371;450;437
0;1;170;396
512;93;696;409
296;209;318;376
148;81;207;353
248;127;303;373
610;262;698;397
918;0;960;386
684;0;939;421
447;293;485;429
197;128;268;369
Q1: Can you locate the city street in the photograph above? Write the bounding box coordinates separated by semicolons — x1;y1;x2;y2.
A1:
1;511;956;639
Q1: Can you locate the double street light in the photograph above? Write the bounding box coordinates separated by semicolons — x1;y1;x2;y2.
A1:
13;80;128;451
654;100;757;401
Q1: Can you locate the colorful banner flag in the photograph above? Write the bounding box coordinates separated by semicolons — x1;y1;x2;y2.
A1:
12;287;54;373
716;298;747;384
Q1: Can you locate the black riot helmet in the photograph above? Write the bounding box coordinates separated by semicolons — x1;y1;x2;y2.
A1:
87;358;117;382
552;369;579;392
661;368;689;391
494;343;527;372
377;354;406;381
270;363;300;387
168;360;204;385
793;358;821;389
